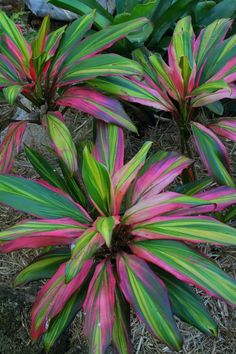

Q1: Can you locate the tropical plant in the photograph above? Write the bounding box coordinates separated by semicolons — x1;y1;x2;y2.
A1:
49;0;236;50
0;10;147;172
89;16;236;186
0;122;236;353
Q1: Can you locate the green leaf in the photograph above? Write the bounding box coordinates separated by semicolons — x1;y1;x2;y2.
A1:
156;267;218;336
206;101;224;116
117;253;182;351
14;249;70;286
3;85;22;105
175;177;213;195
25;145;66;191
195;1;216;23
82;146;112;215
32;15;50;59
95;216;119;247
198;0;236;26
148;0;198;47
48;0;112;29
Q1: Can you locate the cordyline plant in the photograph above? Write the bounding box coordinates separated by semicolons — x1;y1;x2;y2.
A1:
0;10;147;173
89;16;236;187
0;120;236;352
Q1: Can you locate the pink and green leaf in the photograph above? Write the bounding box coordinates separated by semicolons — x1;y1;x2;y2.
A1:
0;121;27;173
191;122;235;187
196;186;236;211
83;260;116;354
129;151;192;205
131;240;236;304
0;175;92;223
56;87;137;133
117;253;182;351
209;118;236;142
31;260;92;339
3;84;23;105
112;142;152;214
123;192;213;225
0;218;86;252
94;122;124;176
131;215;236;246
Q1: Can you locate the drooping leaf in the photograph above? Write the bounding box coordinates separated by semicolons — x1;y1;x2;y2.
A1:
131;240;236;304
83;260;116;354
0;218;86;252
209;118;236;142
191;122;235;187
15;249;70;286
155;267;218;336
82;146;113;215
0;121;27;173
94;122;124;176
31;260;92;339
56;87;137;133
112;286;132;354
0;175;92;223
43;283;88;351
117;253;182;351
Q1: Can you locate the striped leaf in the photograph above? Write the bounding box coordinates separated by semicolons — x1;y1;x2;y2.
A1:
83;260;116;354
45;112;78;175
123;192;213;225
0;175;92;223
82;146;113;215
94;122;124;176
194;19;232;72
0;218;86;252
66;228;104;283
131;240;236;304
112;287;132;354
31;260;92;339
131;215;236;245
32;15;50;59
58;54;142;85
15;249;70;286
117;253;182;351
0;10;30;66
209;118;236;142
0;121;27;174
191;122;235;187
62;17;149;66
3;85;22;105
112;142;152;213
89;76;174;112
196;186;236;211
128;151;192;205
56;87;137;133
156;268;218;336
95;216;120;247
175;177;213;196
43;284;87;351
